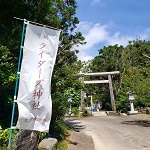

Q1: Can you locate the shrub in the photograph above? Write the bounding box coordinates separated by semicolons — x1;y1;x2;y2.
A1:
72;107;79;117
82;109;90;117
49;119;71;140
0;128;18;148
57;141;68;150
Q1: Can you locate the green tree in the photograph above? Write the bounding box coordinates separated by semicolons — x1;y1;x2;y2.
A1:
87;45;123;110
119;41;150;109
88;41;150;111
0;0;85;129
0;46;16;128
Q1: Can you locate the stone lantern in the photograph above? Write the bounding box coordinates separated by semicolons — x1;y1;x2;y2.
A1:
68;95;72;115
127;92;138;115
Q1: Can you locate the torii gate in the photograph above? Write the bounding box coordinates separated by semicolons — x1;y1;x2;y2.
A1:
80;71;120;111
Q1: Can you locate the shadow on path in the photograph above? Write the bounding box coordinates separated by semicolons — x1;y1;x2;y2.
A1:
64;118;95;150
65;118;86;132
122;120;150;127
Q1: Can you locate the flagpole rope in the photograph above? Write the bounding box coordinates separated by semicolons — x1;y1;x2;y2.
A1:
7;19;26;150
14;17;62;31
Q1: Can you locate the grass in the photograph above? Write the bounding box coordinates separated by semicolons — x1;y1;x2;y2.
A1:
57;141;68;150
50;119;73;150
56;129;73;150
0;146;5;150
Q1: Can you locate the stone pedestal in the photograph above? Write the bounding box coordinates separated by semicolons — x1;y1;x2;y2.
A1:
128;102;138;115
128;110;138;115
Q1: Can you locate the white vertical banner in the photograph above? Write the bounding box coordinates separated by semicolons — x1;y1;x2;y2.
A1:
16;23;60;132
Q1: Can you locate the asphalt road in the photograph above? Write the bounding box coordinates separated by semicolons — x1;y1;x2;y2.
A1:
66;112;150;150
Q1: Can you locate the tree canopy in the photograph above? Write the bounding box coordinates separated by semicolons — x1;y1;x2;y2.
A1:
0;0;85;128
87;40;150;112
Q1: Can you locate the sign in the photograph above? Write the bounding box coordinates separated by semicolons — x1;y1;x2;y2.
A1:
16;23;60;132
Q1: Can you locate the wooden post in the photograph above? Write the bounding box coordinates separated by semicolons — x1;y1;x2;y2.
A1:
81;77;85;109
108;75;116;111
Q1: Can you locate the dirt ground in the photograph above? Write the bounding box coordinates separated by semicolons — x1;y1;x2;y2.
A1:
66;112;150;150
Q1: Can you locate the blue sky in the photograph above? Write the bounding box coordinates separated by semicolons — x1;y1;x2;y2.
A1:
75;0;150;61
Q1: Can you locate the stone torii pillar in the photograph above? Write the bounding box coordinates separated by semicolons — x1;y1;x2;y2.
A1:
108;74;116;111
80;71;120;111
80;77;85;109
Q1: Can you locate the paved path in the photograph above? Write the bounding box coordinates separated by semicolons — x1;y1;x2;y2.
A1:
66;112;150;150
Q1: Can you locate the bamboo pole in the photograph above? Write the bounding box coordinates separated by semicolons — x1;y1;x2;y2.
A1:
7;19;26;150
14;17;62;31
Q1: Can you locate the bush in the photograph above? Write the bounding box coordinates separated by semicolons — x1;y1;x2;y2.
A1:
0;128;18;148
82;109;90;117
57;141;68;150
72;107;79;117
49;119;71;140
121;108;128;113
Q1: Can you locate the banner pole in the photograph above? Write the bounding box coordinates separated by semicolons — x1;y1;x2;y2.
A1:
14;17;62;31
8;19;26;150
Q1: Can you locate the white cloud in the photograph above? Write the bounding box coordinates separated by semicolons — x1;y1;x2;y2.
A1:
137;28;150;40
77;21;150;61
77;53;94;62
81;22;108;50
91;0;105;6
77;22;109;61
107;32;134;46
85;24;108;48
107;31;150;46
